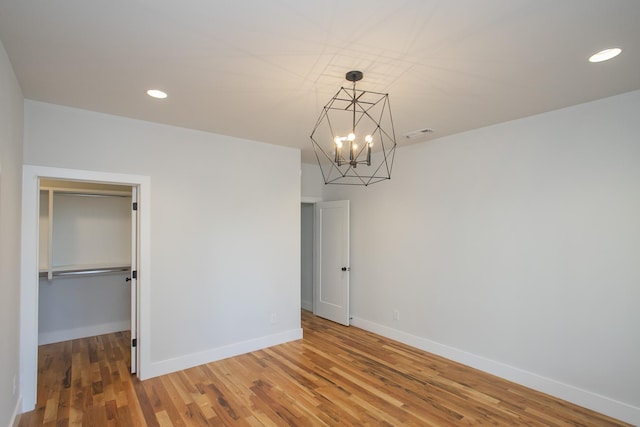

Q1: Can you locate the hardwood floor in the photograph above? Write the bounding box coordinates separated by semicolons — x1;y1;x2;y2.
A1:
20;311;631;426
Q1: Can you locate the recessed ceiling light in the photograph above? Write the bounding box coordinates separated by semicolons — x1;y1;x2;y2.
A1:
146;89;167;99
588;48;622;63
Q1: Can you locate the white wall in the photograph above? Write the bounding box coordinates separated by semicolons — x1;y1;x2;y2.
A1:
48;192;131;267
301;162;324;200
23;101;302;378
0;39;24;426
38;273;131;345
323;90;640;424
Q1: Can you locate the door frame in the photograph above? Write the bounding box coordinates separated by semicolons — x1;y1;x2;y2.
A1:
20;165;151;412
130;186;139;374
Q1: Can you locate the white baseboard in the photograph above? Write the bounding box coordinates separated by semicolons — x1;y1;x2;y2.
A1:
350;316;639;426
38;320;130;345
301;300;313;312
9;396;22;427
144;327;303;380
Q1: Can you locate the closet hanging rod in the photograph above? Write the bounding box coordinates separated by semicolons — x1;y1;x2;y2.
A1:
40;266;131;278
55;192;131;198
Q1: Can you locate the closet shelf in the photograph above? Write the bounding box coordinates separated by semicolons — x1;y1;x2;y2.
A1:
39;264;131;279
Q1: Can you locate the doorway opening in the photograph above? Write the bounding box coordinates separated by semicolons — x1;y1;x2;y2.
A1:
300;200;350;326
20;165;150;412
37;178;136;365
301;203;314;312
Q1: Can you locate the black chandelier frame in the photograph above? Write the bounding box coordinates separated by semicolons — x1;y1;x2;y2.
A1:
310;71;397;186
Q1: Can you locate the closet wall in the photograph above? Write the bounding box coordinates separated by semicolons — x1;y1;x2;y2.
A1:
38;179;133;345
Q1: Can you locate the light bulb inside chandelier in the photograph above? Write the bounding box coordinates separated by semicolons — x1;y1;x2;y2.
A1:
333;133;373;167
310;70;397;186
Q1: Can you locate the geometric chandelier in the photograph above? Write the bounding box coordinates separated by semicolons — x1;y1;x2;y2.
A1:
310;70;397;186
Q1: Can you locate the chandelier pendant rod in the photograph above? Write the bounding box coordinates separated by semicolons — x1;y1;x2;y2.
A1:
350;80;357;163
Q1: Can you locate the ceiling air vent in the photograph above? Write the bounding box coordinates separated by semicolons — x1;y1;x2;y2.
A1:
403;128;433;140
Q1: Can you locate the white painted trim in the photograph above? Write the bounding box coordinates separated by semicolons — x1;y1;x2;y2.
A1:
301;300;313;312
9;396;22;427
38;321;131;346
351;316;640;426
144;328;303;379
20;165;151;412
301;196;322;204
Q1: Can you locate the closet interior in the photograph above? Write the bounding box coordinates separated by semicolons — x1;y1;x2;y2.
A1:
38;179;133;346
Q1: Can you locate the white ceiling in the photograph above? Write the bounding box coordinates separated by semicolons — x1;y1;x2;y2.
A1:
1;0;639;163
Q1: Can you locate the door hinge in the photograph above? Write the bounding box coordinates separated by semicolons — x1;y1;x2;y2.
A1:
132;202;138;211
132;270;137;279
132;338;137;347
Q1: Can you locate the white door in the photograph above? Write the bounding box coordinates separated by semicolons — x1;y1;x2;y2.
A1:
130;186;138;373
314;200;350;326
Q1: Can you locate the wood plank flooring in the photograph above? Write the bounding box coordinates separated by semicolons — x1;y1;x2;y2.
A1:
19;311;631;426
